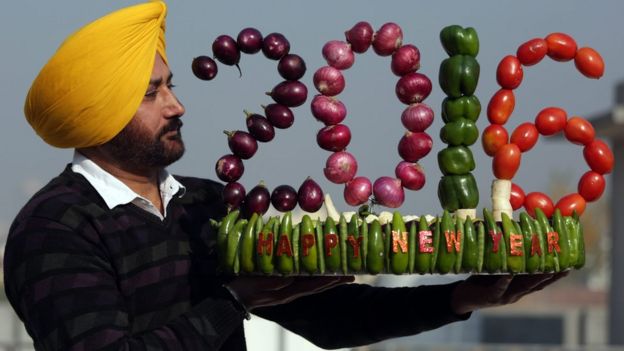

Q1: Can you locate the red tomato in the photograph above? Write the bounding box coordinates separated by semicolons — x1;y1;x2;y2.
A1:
578;170;606;202
510;183;526;210
575;47;605;79
524;192;554;218
545;32;578;62
510;122;539;152
496;55;524;89
516;38;548;66
482;124;509;156
493;143;521;180
487;89;515;125
583;139;614;174
535;107;567;135
555;193;586;216
564;116;595;145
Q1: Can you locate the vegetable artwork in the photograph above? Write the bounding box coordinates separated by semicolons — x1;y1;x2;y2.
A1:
437;26;481;219
214;209;585;275
484;32;613;220
312;21;435;209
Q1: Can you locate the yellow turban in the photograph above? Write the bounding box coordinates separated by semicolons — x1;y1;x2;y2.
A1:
24;1;168;148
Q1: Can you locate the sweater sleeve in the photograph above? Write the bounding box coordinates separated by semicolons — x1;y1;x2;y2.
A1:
253;282;471;349
3;216;245;351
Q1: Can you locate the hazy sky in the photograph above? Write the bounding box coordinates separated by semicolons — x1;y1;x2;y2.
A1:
2;1;623;240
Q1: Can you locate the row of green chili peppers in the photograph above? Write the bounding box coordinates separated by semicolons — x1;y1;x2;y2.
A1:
215;208;584;275
437;25;481;213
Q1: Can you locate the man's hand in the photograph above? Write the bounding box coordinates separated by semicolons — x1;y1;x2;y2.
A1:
450;272;569;315
225;276;355;311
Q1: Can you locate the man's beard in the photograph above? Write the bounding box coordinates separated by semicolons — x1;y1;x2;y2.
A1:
105;118;185;169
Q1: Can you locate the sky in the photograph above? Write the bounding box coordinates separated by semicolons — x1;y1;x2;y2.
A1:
1;0;623;241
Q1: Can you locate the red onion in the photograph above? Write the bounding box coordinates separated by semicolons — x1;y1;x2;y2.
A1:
268;81;308;107
322;40;355;70
313;66;345;96
391;44;421;76
271;184;298;212
237;27;263;54
372;23;403;56
398;131;433;162
395;72;432;105
324;151;358;184
245;111;275;142
310;95;347;125
373;176;405;208
317;124;351;151
223;181;246;209
345;21;374;53
277;54;306;81
244;182;271;216
263;103;294;129
401;103;434;132
344;176;372;206
224;130;258;159
298;177;324;212
262;33;290;60
395;161;426;190
192;56;218;81
215;154;244;182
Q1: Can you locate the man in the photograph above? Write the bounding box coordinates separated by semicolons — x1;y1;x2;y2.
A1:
4;2;566;350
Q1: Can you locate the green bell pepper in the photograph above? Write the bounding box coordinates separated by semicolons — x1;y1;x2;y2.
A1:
439;55;480;99
440;25;480;57
438;146;476;175
437;174;479;212
440;118;479;146
441;96;481;123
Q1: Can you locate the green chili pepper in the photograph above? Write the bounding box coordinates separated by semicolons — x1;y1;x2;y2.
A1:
240;213;258;273
483;208;505;273
552;209;571;270
413;217;433;274
300;215;318;274
430;217;441;273
225;218;247;274
440;25;480;57
347;215;363;273
439;55;480;99
256;216;278;275
292;222;300;274
475;220;485;273
276;212;294;275
437;210;458;274
437;146;476;175
461;216;478;273
501;213;525;274
324;216;341;273
441;96;481;123
218;210;240;269
534;208;559;272
437;173;479;212
360;219;369;272
338;214;349;274
440;118;479;147
315;217;326;274
520;212;541;273
572;212;585;269
390;211;409;275
454;215;465;273
564;216;580;268
367;219;384;275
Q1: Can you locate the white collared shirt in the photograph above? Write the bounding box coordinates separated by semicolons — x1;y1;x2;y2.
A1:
71;151;186;220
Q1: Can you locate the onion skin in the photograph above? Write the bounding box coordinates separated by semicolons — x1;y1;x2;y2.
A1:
278;54;307;81
223;182;246;209
395;72;432;105
310;95;347;125
395;161;426;191
322;40;355;70
237;27;263;54
401;103;434;132
313;66;345;96
262;33;290;60
398;131;433;162
323;151;358;184
345;21;374;53
215;154;244;182
298;178;324;212
391;44;421;76
192;56;218;81
373;176;405;208
271;184;298;212
344;176;372;206
317;124;351;151
269;81;308;107
372;23;403;56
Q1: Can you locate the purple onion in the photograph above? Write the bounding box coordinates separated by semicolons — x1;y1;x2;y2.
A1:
223;182;246;209
395;161;426;191
345;21;374;53
391;44;421;76
313;66;345;96
398;131;433;162
395;72;432;105
310;95;347;125
268;81;308;107
215;154;244;182
372;23;403;56
298;178;324;212
271;185;298;212
244;182;271;216
344;176;372;206
322;40;355;70
323;151;358;184
373;176;405;208
401;103;434;132
316;124;351;151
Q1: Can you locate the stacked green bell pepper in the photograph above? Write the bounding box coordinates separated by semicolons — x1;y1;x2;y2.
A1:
437;25;481;213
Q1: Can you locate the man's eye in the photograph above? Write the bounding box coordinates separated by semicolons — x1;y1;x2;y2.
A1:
145;90;158;98
167;84;176;90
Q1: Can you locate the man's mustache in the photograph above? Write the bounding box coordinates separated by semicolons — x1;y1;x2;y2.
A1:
158;118;183;138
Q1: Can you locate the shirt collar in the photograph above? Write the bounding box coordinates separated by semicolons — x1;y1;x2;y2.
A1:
70;151;186;212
